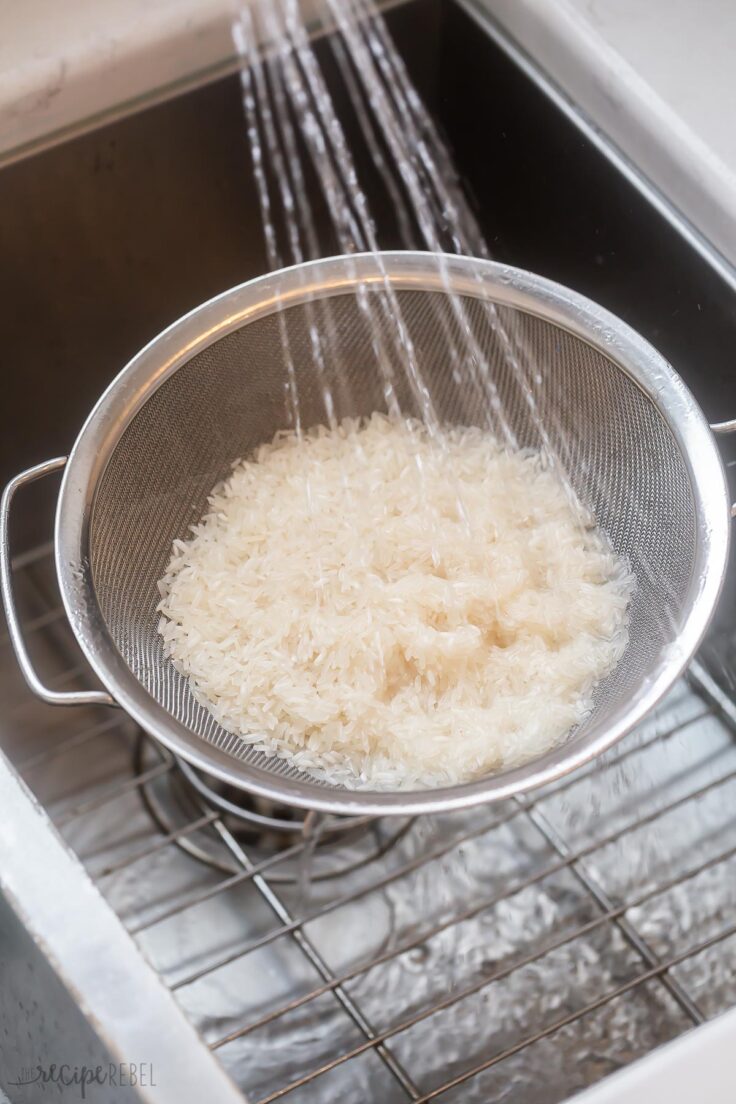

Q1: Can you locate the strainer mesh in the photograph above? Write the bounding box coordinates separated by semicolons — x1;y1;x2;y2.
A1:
90;289;696;790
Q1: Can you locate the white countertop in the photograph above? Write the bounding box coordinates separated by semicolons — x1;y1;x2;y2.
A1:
0;0;235;157
2;0;735;267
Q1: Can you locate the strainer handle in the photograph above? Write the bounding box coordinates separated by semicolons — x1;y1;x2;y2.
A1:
711;421;736;518
0;458;117;708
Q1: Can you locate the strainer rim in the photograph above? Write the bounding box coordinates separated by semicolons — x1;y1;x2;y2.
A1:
54;251;731;815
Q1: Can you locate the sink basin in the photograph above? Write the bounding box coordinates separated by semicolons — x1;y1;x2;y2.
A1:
1;2;736;1101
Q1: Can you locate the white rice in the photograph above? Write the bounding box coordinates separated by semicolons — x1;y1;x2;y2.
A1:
157;414;634;789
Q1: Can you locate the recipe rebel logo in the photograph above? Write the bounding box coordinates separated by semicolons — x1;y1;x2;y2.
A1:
7;1062;156;1098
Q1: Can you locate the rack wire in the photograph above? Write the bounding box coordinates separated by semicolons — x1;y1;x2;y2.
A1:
4;543;736;1104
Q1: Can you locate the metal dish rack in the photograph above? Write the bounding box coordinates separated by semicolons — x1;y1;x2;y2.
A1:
5;540;736;1103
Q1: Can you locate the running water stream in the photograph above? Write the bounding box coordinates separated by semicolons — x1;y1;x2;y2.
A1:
231;0;585;466
238;0;674;612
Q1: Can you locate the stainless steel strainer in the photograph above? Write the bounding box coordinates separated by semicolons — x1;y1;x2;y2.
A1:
2;252;734;816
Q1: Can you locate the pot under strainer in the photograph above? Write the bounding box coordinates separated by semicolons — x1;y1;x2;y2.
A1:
1;252;733;815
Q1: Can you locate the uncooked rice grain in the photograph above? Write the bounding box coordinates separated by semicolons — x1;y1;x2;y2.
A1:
157;414;634;789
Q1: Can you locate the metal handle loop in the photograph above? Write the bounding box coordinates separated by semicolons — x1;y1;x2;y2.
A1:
0;458;116;708
711;421;736;518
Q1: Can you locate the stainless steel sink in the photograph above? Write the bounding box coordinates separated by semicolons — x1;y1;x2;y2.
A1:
2;2;736;1102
